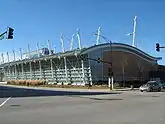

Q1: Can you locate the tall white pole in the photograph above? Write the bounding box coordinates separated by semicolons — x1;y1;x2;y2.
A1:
132;16;137;47
60;33;68;83
13;50;16;61
6;52;9;62
77;29;85;84
54;47;56;54
7;52;11;80
1;53;4;63
96;26;101;45
27;44;32;79
47;40;52;55
77;29;82;50
37;43;40;57
19;48;23;60
70;34;75;50
48;40;54;80
27;44;30;59
19;48;24;79
60;34;65;53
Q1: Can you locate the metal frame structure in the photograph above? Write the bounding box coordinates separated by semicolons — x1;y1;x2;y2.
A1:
0;39;161;85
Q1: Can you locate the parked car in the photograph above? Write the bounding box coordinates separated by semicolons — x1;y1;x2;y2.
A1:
139;81;162;92
160;81;165;89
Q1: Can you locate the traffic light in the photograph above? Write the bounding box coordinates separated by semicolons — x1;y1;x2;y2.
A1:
97;58;101;63
80;55;87;61
7;27;14;39
156;43;160;52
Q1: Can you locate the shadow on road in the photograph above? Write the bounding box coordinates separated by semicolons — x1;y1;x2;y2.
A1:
68;95;123;101
0;86;121;98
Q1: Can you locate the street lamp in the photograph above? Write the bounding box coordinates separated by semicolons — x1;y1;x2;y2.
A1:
94;34;114;89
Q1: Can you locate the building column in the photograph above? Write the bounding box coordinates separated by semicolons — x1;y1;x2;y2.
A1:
12;66;14;79
8;64;11;80
29;62;32;80
21;63;24;79
64;57;68;83
14;65;17;80
50;59;54;80
88;67;92;85
81;60;85;84
39;60;42;79
3;67;7;81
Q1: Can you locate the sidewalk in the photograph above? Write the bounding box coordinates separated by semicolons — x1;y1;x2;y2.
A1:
0;84;138;92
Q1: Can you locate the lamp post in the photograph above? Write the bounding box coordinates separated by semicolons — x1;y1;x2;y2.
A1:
94;34;113;90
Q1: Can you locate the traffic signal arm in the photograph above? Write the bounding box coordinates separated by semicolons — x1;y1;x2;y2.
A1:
80;55;112;65
0;31;7;37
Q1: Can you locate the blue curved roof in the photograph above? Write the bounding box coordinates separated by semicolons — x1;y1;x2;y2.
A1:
80;43;161;62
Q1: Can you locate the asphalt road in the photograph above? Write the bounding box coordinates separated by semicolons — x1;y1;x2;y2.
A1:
0;86;165;124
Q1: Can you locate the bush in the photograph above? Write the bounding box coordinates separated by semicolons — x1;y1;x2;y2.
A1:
7;80;47;86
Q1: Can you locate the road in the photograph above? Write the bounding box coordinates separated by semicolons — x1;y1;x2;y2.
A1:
0;85;165;124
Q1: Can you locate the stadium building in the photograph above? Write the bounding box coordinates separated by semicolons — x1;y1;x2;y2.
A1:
0;42;162;86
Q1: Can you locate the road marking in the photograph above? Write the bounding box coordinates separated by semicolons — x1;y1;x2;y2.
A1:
0;97;11;108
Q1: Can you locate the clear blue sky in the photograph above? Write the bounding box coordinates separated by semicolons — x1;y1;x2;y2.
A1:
0;0;165;64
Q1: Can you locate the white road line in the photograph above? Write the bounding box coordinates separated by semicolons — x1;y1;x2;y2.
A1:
0;97;11;108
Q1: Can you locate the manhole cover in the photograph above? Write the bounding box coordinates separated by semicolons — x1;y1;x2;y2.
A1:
151;96;159;97
10;105;20;107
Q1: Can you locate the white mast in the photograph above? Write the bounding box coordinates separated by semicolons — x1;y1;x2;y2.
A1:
19;48;23;60
19;48;24;79
47;40;52;55
77;29;82;49
1;53;4;63
70;34;75;50
27;44;30;59
60;33;68;83
13;50;16;61
60;34;65;53
96;26;101;45
37;43;40;57
53;47;56;54
132;16;137;47
6;52;9;62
